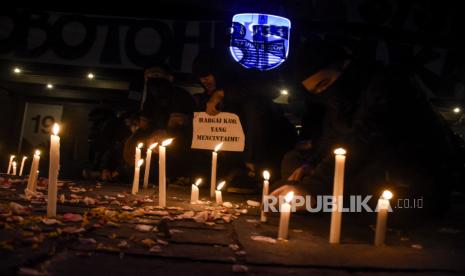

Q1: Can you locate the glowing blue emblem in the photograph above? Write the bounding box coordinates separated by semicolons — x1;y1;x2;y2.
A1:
230;13;291;71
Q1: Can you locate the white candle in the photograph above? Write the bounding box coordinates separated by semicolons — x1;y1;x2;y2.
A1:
7;155;15;174
143;143;157;189
191;178;202;204
260;170;271;222
158;138;173;207
135;142;143;168
375;190;393;246
278;191;294;240
215;181;225;204
12;161;17;176
19;156;27;176
329;148;346;244
132;159;144;194
47;123;60;218
26;150;40;193
210;143;223;198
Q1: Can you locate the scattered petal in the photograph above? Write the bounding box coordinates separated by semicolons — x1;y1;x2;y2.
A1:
411;244;423;250
9;202;30;215
61;226;86;234
229;244;240;251
247;200;260;207
135;224;153;232
83;197;96;205
232;264;248;273
79;238;97;245
141;238;156;247
117;240;128;248
149;245;162;253
62;213;83;222
251;235;276;244
222;202;233;208
41;218;63;225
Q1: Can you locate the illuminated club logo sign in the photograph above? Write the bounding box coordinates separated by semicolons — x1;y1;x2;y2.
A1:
230;13;291;71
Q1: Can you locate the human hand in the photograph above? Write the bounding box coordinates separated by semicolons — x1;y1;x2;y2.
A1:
287;164;312;182
266;184;311;212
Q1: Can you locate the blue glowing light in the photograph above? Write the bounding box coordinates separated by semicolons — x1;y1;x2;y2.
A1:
230;13;291;71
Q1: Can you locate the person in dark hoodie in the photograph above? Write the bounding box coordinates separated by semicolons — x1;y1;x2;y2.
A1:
192;50;297;189
271;39;455;216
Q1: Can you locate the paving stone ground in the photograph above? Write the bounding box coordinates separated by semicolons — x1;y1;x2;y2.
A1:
1;174;464;275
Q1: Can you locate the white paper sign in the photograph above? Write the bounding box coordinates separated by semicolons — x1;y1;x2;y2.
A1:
21;103;63;148
191;112;245;152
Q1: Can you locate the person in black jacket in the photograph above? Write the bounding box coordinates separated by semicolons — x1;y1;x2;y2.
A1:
192;50;297;187
140;63;195;179
271;40;455;216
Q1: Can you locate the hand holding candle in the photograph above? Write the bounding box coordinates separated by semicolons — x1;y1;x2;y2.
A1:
143;143;157;189
158;138;173;207
260;170;270;222
329;148;346;244
26;150;40;193
375;190;393;246
191;178;202;204
278;191;294;240
7;155;15;174
47;123;60;218
215;181;225;204
210;143;223;198
19;156;27;176
132;159;144;194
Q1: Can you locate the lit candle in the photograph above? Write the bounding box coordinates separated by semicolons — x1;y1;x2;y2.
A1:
191;178;202;204
47;123;60;217
143;143;158;189
26;150;40;193
158;138;173;207
215;181;225;204
131;159;144;195
329;148;346;244
19;156;27;176
278;191;294;240
12;161;17;175
375;190;393;246
7;155;15;174
135;142;143;168
210;143;223;198
260;170;270;222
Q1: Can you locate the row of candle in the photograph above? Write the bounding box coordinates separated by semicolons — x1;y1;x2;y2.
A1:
258;148;393;246
131;141;225;207
5;124;61;218
6;155;28;176
6;133;391;245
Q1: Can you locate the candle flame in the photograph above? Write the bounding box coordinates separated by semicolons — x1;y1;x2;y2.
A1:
263;170;270;180
161;138;174;147
382;190;393;200
137;159;144;168
149;143;158;150
195;178;202;186
34;150;41;156
334;148;346;155
137;142;143;149
10;155;15;159
217;181;226;191
52;123;60;135
214;142;223;152
22;156;27;160
284;191;294;203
